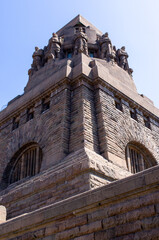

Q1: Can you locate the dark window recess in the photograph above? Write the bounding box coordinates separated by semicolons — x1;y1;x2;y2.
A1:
130;108;137;121
12;116;20;130
67;52;72;59
75;27;85;33
89;52;94;58
114;97;123;111
27;107;34;121
75;27;79;33
144;115;151;129
9;145;42;184
41;97;50;113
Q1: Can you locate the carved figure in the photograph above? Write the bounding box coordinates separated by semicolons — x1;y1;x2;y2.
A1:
28;47;43;76
48;33;61;60
100;32;112;60
74;27;88;56
109;45;117;63
32;47;43;70
117;46;129;70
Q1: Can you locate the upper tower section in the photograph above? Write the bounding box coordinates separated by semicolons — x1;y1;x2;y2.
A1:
25;14;134;92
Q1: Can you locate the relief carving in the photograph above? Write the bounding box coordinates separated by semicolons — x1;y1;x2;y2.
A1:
28;27;133;78
74;27;88;56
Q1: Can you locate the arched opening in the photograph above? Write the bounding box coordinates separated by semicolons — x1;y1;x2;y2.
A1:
2;142;42;189
125;142;157;173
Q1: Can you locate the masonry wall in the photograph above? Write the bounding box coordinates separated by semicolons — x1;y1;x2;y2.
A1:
95;86;159;169
0;84;71;187
0;149;92;219
0;165;159;240
69;82;99;153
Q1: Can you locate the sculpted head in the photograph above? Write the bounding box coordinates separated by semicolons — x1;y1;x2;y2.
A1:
104;32;109;37
52;33;58;38
121;46;125;51
35;47;39;51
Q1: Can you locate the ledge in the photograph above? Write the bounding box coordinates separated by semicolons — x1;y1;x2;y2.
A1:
0;164;158;237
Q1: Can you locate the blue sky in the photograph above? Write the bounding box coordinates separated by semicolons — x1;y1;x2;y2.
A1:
0;0;159;110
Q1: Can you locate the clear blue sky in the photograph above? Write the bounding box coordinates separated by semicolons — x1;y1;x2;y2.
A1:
0;0;159;110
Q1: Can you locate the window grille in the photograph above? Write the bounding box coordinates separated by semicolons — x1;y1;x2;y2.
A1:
126;145;153;173
9;145;42;184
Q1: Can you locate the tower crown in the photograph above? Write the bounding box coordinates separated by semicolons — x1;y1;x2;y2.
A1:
27;14;133;88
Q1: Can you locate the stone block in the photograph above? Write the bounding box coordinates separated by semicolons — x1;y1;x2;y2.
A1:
0;205;6;224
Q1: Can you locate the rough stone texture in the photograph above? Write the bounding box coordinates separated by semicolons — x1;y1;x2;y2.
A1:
0;15;159;239
95;87;159;165
0;166;159;239
0;148;131;219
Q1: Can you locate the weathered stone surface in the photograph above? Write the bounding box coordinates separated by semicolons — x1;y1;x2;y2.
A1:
0;166;159;239
0;15;159;240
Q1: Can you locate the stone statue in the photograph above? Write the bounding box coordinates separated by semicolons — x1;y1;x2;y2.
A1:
100;32;112;60
47;33;61;61
116;47;133;75
117;46;129;70
74;27;88;56
28;47;43;76
109;45;117;63
32;47;43;70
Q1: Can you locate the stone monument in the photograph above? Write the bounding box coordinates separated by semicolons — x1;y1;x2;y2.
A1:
0;15;159;239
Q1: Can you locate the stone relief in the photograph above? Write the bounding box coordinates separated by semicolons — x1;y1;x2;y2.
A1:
74;27;88;56
28;27;133;77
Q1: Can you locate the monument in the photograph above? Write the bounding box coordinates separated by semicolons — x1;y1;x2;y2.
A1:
0;15;159;239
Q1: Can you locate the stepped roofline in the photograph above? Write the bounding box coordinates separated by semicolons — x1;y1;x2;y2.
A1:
57;14;103;36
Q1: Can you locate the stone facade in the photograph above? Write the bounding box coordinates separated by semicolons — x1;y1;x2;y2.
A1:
0;166;159;239
0;15;159;239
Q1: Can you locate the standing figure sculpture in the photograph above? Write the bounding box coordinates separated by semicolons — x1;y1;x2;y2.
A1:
109;45;117;63
100;32;112;61
28;47;43;76
46;33;61;62
117;46;133;75
74;27;88;56
117;46;129;70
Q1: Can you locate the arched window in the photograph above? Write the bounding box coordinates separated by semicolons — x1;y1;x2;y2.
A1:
126;143;156;173
1;143;43;188
9;144;42;184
